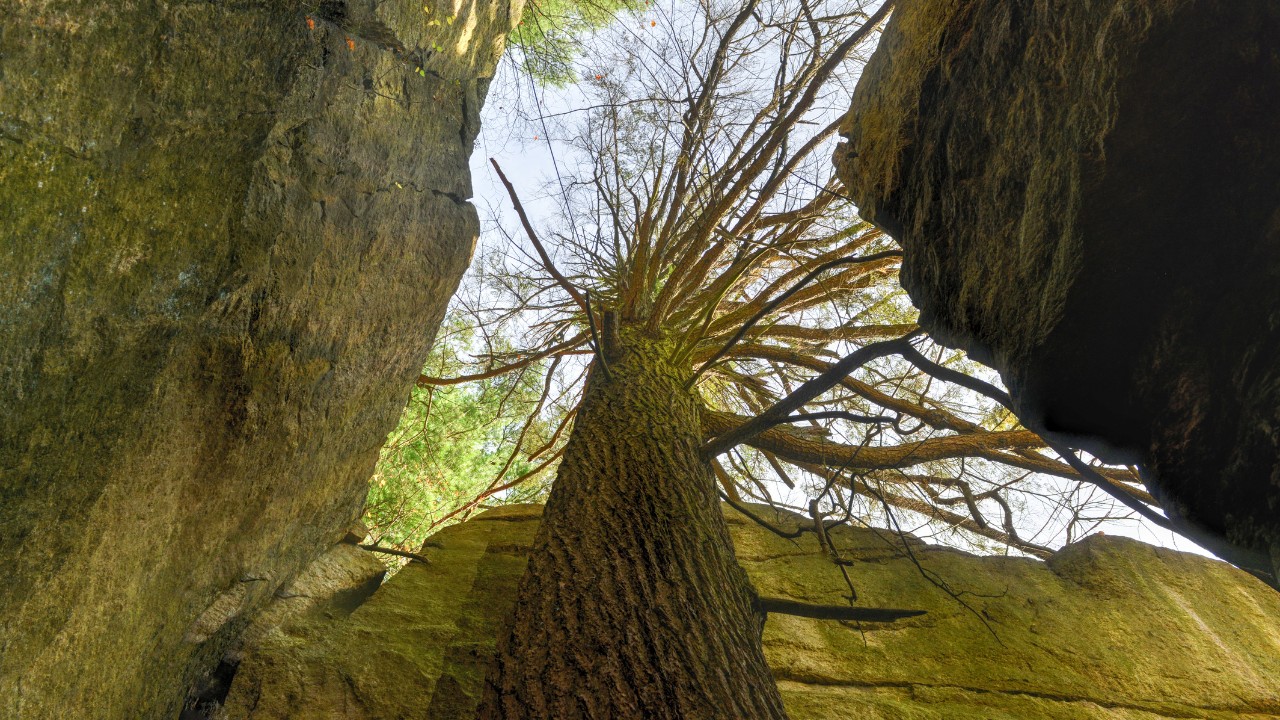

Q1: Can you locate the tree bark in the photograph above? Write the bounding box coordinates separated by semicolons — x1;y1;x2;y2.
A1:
478;334;789;719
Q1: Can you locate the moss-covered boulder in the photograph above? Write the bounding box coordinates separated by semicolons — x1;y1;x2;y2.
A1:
0;2;519;717
225;504;1280;719
833;0;1280;584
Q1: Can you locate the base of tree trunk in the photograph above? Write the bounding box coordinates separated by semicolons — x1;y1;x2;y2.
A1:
478;335;789;719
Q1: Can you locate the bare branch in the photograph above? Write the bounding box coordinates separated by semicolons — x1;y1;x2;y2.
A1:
688;250;904;389
702;332;922;457
418;334;588;386
491;158;589;314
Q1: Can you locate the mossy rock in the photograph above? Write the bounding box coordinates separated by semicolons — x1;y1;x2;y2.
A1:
226;504;1280;719
0;2;520;717
834;0;1280;583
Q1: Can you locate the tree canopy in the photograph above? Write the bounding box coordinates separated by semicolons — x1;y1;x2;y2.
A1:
372;1;1188;716
387;0;1166;558
509;0;643;86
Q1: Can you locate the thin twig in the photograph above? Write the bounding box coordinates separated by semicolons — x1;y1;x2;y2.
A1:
418;334;587;386
1046;441;1173;530
686;250;903;389
719;490;807;539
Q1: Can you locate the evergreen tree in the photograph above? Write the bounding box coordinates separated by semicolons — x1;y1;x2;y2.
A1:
401;1;1170;715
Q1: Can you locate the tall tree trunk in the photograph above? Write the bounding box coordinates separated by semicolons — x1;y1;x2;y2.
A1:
478;334;789;719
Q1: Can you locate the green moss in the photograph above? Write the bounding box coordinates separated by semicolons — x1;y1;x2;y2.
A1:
1;1;517;717
224;507;544;719
226;504;1280;719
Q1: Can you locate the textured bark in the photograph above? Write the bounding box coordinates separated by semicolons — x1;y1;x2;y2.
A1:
478;334;789;719
702;409;1042;468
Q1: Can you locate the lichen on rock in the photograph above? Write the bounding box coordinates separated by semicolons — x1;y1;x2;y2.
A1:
224;504;1280;719
834;0;1280;584
0;2;521;717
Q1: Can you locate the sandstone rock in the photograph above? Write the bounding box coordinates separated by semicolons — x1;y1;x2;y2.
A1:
225;504;1280;719
224;506;542;720
235;543;386;656
834;0;1280;584
0;2;519;717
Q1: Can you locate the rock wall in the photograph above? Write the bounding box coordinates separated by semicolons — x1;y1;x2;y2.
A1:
834;0;1280;584
0;2;519;717
225;504;1280;719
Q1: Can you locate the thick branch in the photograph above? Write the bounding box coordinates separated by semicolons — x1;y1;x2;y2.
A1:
701;334;920;457
359;544;430;564
775;411;894;425
723;342;1155;503
726;342;981;432
703;409;1044;470
755;596;925;622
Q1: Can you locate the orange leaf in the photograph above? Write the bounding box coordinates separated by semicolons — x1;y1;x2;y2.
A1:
346;38;356;51
306;16;315;30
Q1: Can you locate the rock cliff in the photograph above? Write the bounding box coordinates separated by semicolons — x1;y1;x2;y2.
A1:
224;504;1280;719
0;2;518;717
834;0;1280;584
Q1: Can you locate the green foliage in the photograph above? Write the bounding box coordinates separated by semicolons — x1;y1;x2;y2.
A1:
363;318;553;556
509;0;639;86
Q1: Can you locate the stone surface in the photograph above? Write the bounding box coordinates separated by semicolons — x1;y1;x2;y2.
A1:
224;505;540;720
182;543;386;718
834;0;1280;584
0;2;518;718
235;543;387;656
226;504;1280;719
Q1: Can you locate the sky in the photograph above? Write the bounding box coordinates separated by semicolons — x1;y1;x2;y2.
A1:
451;1;1215;561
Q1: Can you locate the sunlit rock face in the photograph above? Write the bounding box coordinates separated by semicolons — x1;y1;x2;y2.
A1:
224;504;1280;719
0;2;518;717
834;0;1280;584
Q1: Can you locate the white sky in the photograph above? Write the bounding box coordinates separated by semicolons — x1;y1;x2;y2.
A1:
456;2;1216;562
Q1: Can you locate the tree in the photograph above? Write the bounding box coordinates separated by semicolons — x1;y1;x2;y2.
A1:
410;1;1172;716
362;315;552;565
508;0;643;86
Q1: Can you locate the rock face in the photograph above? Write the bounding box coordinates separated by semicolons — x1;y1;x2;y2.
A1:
0;2;518;717
834;0;1280;585
234;539;387;655
185;540;387;718
225;504;1280;719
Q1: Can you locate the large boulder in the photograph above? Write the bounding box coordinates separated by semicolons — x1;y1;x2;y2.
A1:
834;0;1280;584
224;504;1280;719
0;1;519;717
